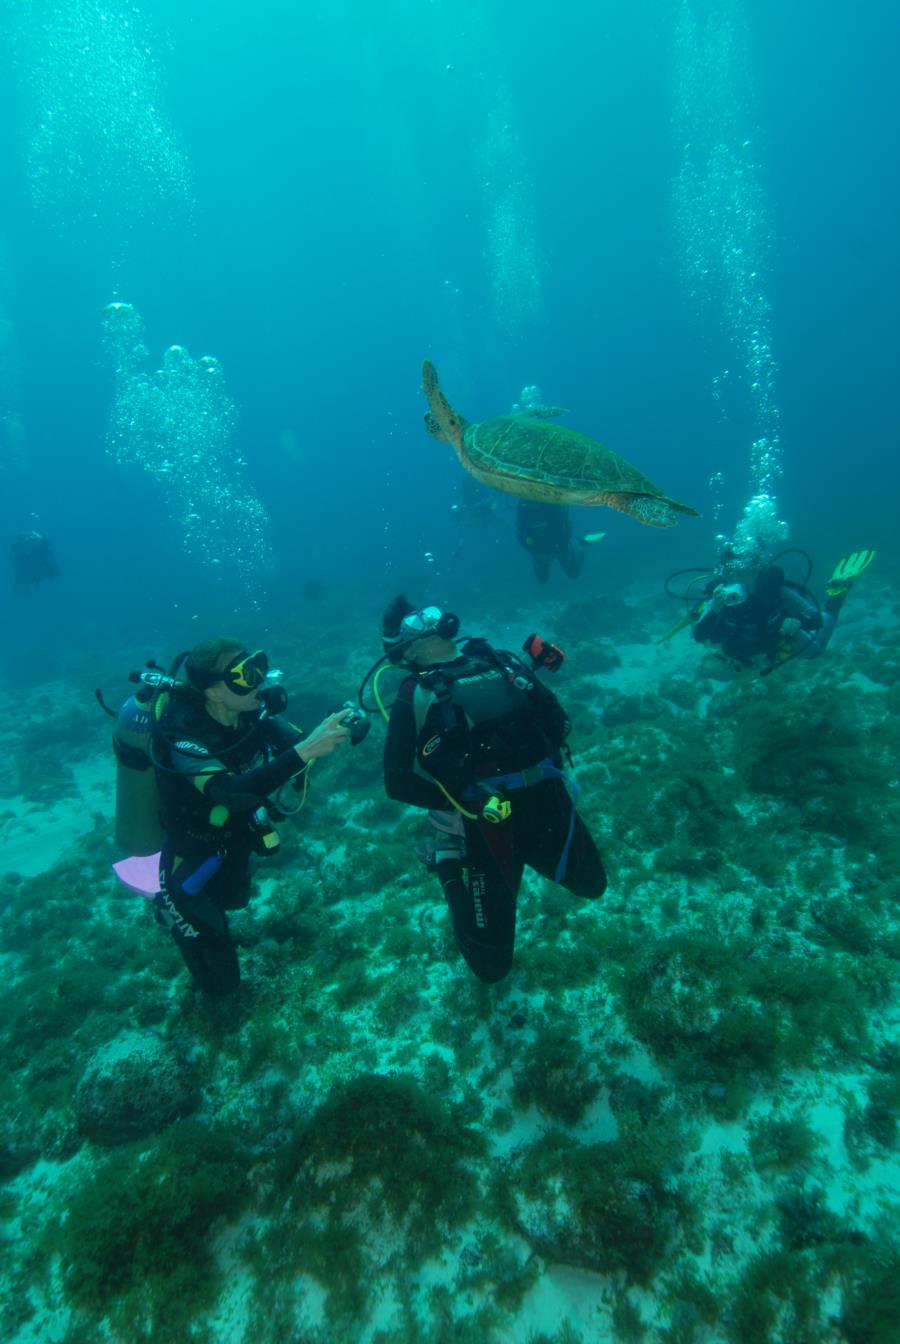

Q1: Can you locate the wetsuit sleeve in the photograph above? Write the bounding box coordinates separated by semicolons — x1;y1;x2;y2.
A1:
162;712;306;812
264;714;304;752
383;686;447;810
201;753;306;810
166;744;307;812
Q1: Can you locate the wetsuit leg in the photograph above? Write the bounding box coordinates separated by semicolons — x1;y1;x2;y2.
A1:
438;820;523;983
518;779;607;899
177;925;240;997
559;542;585;579
158;850;247;995
795;594;843;658
532;555;551;584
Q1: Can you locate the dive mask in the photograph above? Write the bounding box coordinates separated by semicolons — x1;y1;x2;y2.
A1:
382;606;461;660
223;649;269;695
401;606;458;640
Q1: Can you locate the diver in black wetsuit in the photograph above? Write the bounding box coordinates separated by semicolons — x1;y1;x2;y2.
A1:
450;474;495;527
515;501;583;583
515;501;606;584
153;638;350;995
691;554;873;672
9;530;60;594
449;476;497;558
380;597;607;983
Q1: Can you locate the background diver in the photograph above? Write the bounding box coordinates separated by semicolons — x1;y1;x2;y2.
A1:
515;499;605;584
380;596;607;984
689;549;875;672
9;530;60;594
449;474;497;558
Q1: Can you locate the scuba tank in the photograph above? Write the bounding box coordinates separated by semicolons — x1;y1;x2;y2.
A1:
112;685;165;858
98;664;173;859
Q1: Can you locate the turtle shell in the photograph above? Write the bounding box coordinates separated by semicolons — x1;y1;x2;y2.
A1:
464;416;676;506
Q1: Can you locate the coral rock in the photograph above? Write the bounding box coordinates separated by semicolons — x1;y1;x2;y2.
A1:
74;1030;198;1144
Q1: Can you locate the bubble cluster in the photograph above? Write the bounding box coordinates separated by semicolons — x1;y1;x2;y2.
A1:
510;384;542;414
672;0;785;553
102;303;272;601
12;0;193;230
717;494;789;573
708;469;725;522
480;93;542;342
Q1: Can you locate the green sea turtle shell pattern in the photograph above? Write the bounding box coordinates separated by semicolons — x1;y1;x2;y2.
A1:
465;416;668;499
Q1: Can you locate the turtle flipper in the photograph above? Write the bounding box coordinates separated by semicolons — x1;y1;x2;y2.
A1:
422;360;466;455
592;491;700;527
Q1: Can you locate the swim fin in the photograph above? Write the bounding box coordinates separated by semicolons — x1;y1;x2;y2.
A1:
826;549;875;598
656;610;697;644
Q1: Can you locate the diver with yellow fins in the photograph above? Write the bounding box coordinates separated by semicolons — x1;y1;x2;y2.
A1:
101;639;360;995
662;549;875;673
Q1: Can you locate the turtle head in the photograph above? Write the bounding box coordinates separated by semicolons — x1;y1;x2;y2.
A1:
425;412;448;444
425;411;469;443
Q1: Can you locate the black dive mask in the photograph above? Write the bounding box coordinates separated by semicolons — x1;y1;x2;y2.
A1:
223;649;269;695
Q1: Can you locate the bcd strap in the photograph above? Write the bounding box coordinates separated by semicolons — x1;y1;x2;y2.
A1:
463;757;578;882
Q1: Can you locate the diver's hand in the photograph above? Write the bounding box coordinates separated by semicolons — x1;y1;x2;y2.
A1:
779;617;801;640
294;712;351;763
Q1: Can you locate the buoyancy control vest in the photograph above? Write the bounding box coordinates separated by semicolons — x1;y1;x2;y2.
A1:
153;692;266;849
410;640;568;791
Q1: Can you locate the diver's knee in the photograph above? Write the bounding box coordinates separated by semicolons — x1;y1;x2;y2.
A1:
457;940;513;983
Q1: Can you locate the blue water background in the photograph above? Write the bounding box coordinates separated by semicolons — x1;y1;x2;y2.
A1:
0;0;897;676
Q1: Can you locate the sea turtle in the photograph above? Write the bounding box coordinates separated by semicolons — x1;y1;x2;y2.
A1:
423;360;699;528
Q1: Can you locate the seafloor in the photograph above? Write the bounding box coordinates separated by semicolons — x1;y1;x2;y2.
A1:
1;572;899;1344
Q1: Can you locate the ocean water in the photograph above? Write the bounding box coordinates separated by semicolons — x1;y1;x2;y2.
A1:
1;2;899;1340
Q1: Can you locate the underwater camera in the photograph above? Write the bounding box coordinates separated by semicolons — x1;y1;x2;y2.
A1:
523;633;565;673
332;701;371;746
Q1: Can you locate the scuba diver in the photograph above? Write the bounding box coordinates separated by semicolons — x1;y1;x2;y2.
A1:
449;474;497;558
109;639;351;996
377;597;607;983
675;550;875;673
515;500;604;584
450;473;495;527
9;530;60;594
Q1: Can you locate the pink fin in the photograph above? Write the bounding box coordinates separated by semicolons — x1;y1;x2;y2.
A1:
113;852;162;898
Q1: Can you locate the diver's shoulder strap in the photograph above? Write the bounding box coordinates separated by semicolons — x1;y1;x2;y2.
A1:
154;691;226;791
